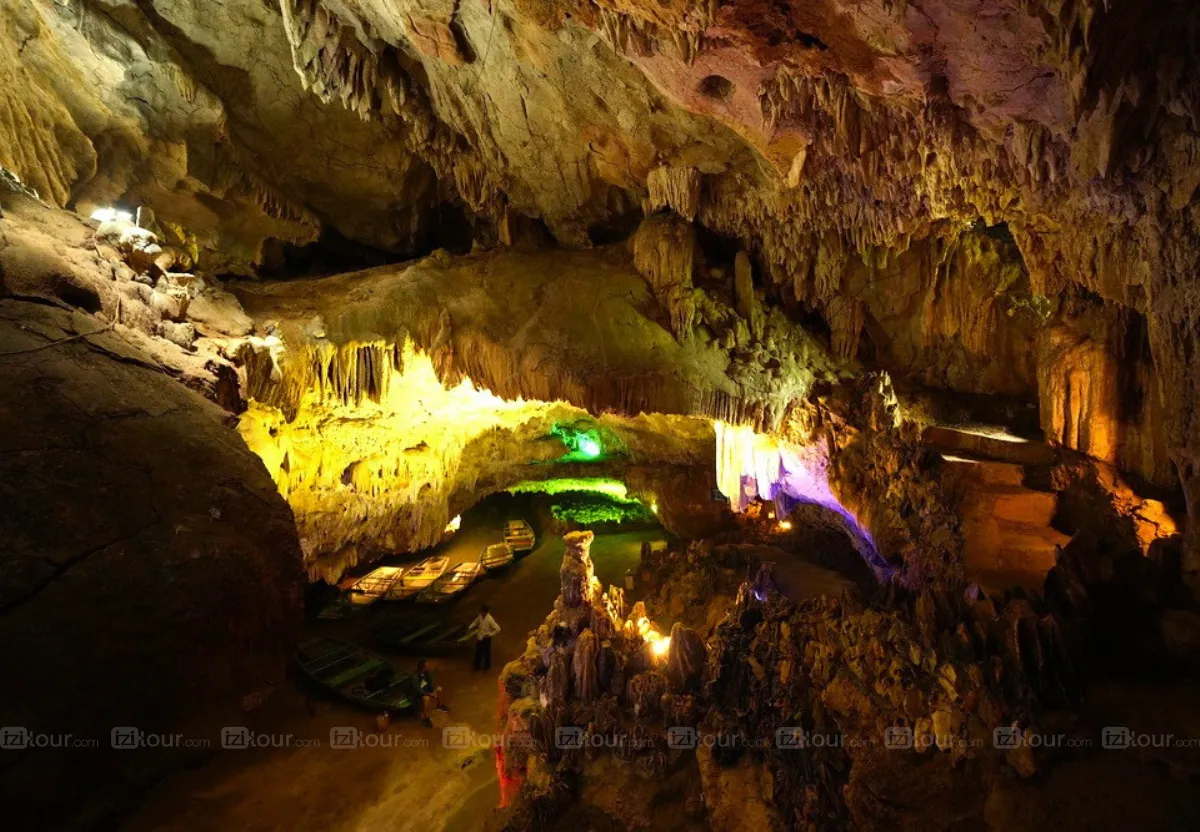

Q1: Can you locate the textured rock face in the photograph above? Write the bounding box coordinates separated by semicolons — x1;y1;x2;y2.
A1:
229;242;828;577
0;301;302;824
1;0;438;273
3;2;1198;574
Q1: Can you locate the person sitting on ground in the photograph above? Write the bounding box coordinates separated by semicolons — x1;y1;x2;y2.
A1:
414;659;448;727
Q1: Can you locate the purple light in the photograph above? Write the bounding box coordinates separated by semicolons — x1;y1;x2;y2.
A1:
723;431;892;581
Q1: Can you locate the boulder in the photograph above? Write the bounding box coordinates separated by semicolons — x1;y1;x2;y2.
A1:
0;300;303;825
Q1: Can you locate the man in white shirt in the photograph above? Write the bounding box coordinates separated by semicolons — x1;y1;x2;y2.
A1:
471;604;500;671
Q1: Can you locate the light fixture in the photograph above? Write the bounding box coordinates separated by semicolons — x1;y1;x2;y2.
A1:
549;421;606;461
577;436;601;459
90;206;134;223
444;514;461;534
777;520;793;531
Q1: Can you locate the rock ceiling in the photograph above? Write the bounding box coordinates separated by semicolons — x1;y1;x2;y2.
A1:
3;0;1200;567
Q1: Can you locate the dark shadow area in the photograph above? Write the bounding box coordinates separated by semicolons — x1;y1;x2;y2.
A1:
258;226;408;279
255;202;475;280
698;74;734;100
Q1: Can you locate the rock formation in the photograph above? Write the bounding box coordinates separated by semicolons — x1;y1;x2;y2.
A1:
4;0;1200;826
0;300;301;824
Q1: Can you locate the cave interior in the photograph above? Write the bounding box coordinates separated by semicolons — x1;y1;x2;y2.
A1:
3;0;1200;829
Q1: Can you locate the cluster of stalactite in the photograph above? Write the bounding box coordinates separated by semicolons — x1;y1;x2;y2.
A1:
630;214;697;339
279;0;407;121
242;338;402;421
276;0;505;222
644;165;702;221
594;3;717;65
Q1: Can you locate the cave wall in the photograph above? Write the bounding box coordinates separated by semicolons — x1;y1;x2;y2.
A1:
1;0;440;273
230;251;741;579
0;300;302;825
3;0;1198;576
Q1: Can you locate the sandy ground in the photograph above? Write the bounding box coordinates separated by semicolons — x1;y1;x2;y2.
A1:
122;501;666;832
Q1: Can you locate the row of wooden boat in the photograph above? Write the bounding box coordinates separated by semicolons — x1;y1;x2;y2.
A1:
323;520;538;617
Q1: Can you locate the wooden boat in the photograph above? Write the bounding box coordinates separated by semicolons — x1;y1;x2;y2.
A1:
481;542;515;573
503;519;536;553
373;617;476;653
347;565;406;606
295;636;415;712
416;560;482;604
384;555;450;601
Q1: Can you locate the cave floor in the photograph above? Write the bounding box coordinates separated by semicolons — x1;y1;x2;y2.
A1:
122;508;667;832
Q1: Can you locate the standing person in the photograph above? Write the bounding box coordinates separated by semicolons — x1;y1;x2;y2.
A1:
414;659;448;728
471;604;500;671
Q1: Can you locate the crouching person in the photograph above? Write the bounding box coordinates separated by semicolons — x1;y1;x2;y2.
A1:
414;659;449;728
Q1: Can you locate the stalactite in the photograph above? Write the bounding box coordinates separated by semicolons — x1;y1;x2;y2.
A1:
645;165;702;221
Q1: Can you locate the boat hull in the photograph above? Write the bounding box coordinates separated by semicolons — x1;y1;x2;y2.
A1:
295;636;416;713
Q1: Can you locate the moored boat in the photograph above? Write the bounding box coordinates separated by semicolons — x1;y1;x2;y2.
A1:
347;565;406;606
384;555;450;601
373;617;476;653
416;560;482;603
481;542;515;573
503;519;536;553
295;636;415;712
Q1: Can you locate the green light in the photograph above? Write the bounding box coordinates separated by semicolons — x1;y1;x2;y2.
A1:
506;478;652;525
548;421;608;463
507;478;629;498
578;436;601;458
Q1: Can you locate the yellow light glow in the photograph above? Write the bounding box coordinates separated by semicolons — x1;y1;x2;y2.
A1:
778;520;793;531
238;339;579;580
954;425;1030;444
444;514;461;534
650;635;671;657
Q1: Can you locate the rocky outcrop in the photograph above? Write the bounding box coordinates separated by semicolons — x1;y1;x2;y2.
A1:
496;526;1097;828
0;300;302;825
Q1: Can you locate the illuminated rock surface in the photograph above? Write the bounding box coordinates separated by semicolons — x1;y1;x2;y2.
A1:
3;0;1200;827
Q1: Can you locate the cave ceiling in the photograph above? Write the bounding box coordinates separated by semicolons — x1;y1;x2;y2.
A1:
7;1;1195;278
3;0;1200;565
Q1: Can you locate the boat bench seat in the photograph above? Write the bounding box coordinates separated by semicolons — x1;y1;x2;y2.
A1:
301;640;351;665
400;622;440;644
328;658;385;688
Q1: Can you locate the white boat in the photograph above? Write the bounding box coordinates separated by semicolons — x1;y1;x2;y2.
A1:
384;556;450;601
347;566;406;606
481;543;515;573
417;560;483;604
503;520;536;553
